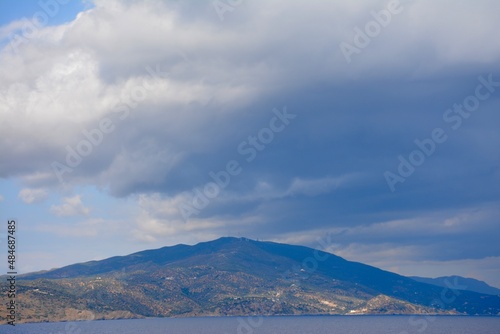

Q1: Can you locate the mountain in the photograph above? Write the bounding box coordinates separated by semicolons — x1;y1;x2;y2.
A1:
1;237;499;324
410;275;500;296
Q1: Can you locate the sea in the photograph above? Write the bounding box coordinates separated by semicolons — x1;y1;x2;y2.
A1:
2;315;499;334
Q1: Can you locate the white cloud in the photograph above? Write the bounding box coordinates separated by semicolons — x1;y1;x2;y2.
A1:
133;192;222;239
212;174;361;204
131;192;264;243
1;0;498;193
36;217;120;237
18;188;48;204
50;195;90;217
285;174;359;197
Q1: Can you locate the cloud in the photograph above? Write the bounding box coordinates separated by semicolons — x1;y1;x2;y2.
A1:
0;194;3;201
0;0;499;285
131;192;266;243
1;0;497;195
307;203;500;263
0;19;32;40
18;188;48;204
285;175;359;197
36;217;119;237
50;195;90;217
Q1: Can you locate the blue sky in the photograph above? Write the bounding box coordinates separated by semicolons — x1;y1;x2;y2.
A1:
0;0;499;288
0;0;92;25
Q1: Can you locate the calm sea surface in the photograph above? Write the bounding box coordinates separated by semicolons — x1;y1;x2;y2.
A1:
2;315;499;334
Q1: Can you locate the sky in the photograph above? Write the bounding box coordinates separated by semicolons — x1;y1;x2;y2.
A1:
0;0;499;288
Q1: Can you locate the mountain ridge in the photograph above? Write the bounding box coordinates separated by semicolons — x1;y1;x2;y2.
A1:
410;275;500;296
1;237;499;324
